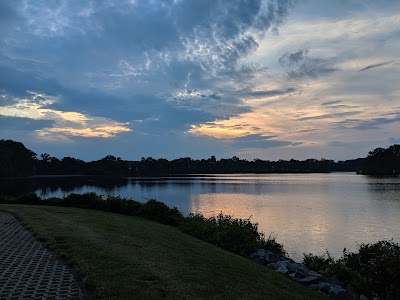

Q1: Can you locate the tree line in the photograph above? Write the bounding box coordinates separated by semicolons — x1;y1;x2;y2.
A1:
1;139;399;177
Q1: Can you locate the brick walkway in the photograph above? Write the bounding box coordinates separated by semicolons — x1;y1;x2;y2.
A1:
0;211;84;299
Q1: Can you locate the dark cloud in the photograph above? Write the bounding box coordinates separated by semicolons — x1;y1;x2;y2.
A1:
279;49;309;67
279;49;337;79
0;0;22;36
1;0;296;88
0;116;54;131
228;133;293;148
333;114;400;130
0;0;297;144
321;100;342;106
0;66;63;98
299;111;361;121
238;87;295;98
358;60;394;72
288;58;337;79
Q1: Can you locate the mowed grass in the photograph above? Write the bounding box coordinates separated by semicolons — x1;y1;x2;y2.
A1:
1;205;327;299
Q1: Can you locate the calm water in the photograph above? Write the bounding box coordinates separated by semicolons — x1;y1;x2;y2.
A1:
2;173;399;261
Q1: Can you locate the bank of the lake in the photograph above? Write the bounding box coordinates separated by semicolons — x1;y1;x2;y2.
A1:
0;204;326;300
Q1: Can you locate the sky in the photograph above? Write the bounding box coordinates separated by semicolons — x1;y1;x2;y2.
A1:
1;0;399;161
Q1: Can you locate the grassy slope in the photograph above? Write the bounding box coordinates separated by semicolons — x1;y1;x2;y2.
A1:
1;205;326;300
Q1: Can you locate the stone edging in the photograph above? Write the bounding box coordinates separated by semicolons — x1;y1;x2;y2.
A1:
248;249;368;299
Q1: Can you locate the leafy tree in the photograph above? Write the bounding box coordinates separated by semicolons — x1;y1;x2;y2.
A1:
0;140;37;177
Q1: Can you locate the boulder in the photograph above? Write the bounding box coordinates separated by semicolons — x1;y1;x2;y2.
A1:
263;251;278;263
328;285;346;296
276;264;289;274
286;262;310;277
309;282;332;293
267;262;278;270
252;256;266;265
331;290;356;300
307;270;323;278
298;275;321;285
271;260;289;273
249;249;279;264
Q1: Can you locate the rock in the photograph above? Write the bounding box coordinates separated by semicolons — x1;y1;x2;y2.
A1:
267;262;278;270
278;256;295;263
328;285;346;296
263;252;278;263
286;262;310;277
298;275;321;285
267;261;290;274
276;265;289;274
328;278;341;286
268;260;290;271
249;249;278;264
252;256;266;265
288;273;296;279
309;282;332;292
359;295;368;300
307;270;323;278
332;290;357;300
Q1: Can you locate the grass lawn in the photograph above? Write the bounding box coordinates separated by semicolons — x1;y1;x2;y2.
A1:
1;205;327;299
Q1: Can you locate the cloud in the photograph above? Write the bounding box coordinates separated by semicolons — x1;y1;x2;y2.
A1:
321;100;342;106
333;113;400;130
299;111;361;121
0;92;132;139
228;133;293;148
0;115;54;131
358;60;395;72
279;49;309;67
279;49;337;80
238;87;296;98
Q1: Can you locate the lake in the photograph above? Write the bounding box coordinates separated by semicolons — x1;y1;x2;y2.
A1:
1;173;399;261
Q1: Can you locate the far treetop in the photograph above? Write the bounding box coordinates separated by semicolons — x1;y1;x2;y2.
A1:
1;139;399;178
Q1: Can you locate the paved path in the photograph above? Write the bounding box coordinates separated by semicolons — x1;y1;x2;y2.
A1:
0;211;84;299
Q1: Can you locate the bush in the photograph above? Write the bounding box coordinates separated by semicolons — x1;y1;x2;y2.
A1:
303;241;400;299
181;213;285;257
340;241;400;299
16;192;41;204
63;192;106;210
303;251;335;273
139;199;184;226
105;195;142;216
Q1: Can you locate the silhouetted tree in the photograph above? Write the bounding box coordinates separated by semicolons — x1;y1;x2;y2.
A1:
0;140;37;177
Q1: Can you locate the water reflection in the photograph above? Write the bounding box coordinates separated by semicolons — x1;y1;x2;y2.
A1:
1;173;399;261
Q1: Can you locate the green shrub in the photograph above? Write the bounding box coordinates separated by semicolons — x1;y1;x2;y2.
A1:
181;213;285;257
340;241;400;299
41;197;64;206
16;192;41;205
63;192;106;210
303;241;400;299
139;199;184;226
303;251;335;273
263;233;285;257
105;195;142;216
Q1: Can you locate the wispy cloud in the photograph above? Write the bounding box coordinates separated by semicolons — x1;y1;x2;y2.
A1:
358;61;396;72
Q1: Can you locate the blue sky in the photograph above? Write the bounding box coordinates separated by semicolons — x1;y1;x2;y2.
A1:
1;0;399;161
